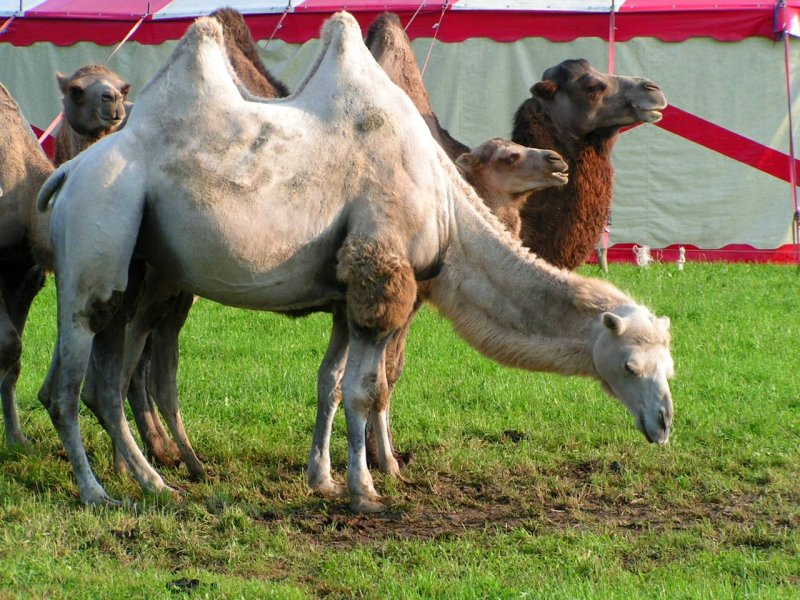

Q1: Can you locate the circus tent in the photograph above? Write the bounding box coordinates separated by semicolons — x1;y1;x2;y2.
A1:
1;0;799;263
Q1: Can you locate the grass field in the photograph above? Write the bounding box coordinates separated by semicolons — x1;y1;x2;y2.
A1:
1;262;799;598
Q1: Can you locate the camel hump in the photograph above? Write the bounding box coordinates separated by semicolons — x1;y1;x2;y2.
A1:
186;15;224;46
320;11;361;48
37;168;68;212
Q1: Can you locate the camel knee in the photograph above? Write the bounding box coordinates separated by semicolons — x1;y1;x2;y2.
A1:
81;290;126;333
346;372;390;415
0;330;22;371
336;235;417;336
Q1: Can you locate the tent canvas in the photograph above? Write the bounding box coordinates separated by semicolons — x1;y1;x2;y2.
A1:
1;0;799;263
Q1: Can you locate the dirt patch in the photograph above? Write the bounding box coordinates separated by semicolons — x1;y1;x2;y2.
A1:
249;468;798;550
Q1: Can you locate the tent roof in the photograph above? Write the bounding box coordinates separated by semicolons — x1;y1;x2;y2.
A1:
2;1;799;46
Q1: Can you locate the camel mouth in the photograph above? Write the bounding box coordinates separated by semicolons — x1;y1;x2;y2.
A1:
636;413;670;445
551;171;569;185
635;108;663;124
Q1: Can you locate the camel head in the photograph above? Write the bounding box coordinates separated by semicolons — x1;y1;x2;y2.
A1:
57;65;130;137
530;58;667;142
455;138;568;197
592;304;674;445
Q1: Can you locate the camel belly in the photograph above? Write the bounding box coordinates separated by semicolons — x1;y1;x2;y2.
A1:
138;197;347;311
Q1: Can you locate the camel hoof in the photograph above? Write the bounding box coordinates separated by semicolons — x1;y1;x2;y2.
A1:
83;492;123;508
184;461;207;482
5;431;30;449
395;450;414;469
310;479;348;499
150;452;181;469
112;454;129;477
350;495;389;514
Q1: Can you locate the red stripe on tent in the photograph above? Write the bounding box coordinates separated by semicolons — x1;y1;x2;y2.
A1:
25;0;169;19
30;126;55;159
0;5;788;46
655;105;800;184
592;243;800;265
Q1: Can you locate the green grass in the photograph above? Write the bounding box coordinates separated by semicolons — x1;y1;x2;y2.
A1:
1;263;799;598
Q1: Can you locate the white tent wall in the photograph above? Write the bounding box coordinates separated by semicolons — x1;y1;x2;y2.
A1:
1;24;798;256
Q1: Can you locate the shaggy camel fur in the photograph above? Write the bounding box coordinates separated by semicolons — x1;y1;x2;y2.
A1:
37;14;674;513
513;59;666;269
54;65;131;167
0;83;54;447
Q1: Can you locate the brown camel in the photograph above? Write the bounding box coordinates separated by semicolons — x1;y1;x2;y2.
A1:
455;138;567;237
364;12;468;162
53;65;131;167
0;83;54;447
512;59;666;269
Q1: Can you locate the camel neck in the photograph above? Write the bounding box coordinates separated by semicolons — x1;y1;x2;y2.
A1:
428;181;628;377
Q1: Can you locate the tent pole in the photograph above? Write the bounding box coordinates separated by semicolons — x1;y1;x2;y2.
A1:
783;29;800;269
421;0;451;77
598;0;616;272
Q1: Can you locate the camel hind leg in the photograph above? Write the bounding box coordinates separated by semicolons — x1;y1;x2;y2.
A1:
43;161;155;503
0;290;25;447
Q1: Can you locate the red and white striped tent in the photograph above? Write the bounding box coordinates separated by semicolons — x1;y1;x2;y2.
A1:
2;1;799;263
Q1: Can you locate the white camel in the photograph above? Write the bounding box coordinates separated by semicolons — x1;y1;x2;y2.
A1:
37;13;674;513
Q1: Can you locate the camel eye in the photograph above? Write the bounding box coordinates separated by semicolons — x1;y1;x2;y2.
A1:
101;92;114;102
586;82;607;94
624;362;637;376
503;152;521;165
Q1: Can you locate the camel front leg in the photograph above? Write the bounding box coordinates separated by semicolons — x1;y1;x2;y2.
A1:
126;342;181;470
365;300;421;472
307;304;348;497
1;264;45;448
81;298;174;497
0;291;25;447
121;274;204;479
341;331;391;513
42;301;116;505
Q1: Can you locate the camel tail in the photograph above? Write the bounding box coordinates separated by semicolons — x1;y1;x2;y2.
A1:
37;167;68;212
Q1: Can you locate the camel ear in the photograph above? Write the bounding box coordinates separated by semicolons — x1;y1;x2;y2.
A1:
56;72;71;95
602;312;627;336
659;316;671;331
531;80;557;100
120;83;131;98
455;153;478;172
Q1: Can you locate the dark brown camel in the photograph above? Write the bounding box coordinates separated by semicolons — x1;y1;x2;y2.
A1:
512;58;666;269
53;65;131;166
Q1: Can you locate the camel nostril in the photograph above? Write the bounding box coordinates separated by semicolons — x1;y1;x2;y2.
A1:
643;81;661;92
658;407;669;431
